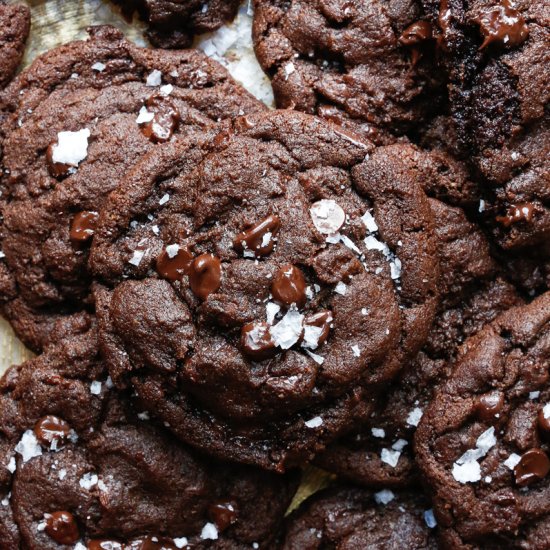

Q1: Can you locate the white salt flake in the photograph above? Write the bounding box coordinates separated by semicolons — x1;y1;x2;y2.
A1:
160;84;174;96
504;453;521;470
91;62;106;72
374;489;395;505
364;235;389;254
406;407;423;427
74;544;87;550
174;538;189;549
51;129;91;167
361;211;378;233
351;345;361;357
90;381;102;395
339;234;361;254
305;350;325;365
136;106;155;124
529;391;540;400
58;469;67;480
543;403;550;419
334;281;347;295
305;416;323;428
0;251;5;259
381;448;401;468
424;509;437;528
165;244;180;258
200;522;218;540
79;472;98;490
392;439;408;451
302;324;324;349
479;199;486;213
452;427;496;483
6;457;15;473
270;309;304;349
129;249;146;267
265;302;281;325
371;428;385;438
159;193;170;205
138;412;150;421
284;62;295;78
15;431;42;463
1;494;9;506
452;460;481;483
146;69;162;86
310;199;346;235
390;258;402;280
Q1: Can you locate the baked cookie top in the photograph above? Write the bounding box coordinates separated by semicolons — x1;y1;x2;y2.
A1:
0;1;30;88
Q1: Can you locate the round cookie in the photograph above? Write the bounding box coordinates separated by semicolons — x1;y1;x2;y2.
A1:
0;1;30;88
0;328;298;549
315;197;523;487
89;110;440;471
415;292;550;548
281;486;438;549
253;0;444;142
0;25;265;352
113;0;241;48
424;0;550;251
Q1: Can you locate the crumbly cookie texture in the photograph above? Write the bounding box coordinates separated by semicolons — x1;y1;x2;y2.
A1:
415;292;550;548
0;1;30;88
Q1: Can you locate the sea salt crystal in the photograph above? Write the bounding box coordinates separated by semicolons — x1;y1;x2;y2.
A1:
305;350;324;365
310;199;346;235
90;381;102;395
136;106;155;124
302;324;324;349
479;200;486;213
146;69;162;86
200;522;219;540
361;211;378;232
351;345;361;357
374;489;394;505
79;472;98;490
165;244;180;258
6;457;16;473
504;453;521;470
452;427;496;483
160;84;174;96
74;543;87;550
51;129;91;167
390;258;402;280
381;448;401;468
14;431;42;463
129;249;146;267
529;391;540;400
284;62;295;78
159;193;170;205
174;538;189;549
424;509;437;528
406;407;423;427
452;460;481;484
334;281;347;295
270;309;304;349
58;469;67;480
91;62;105;72
305;416;323;428
364;235;389;254
371;428;385;438
265;302;281;325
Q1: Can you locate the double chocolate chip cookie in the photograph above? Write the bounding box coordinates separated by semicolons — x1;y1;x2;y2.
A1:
253;0;444;142
113;0;241;48
0;25;264;352
0;1;30;88
315;196;522;488
424;0;550;252
415;291;550;548
0;328;298;549
281;486;438;549
89;110;440;471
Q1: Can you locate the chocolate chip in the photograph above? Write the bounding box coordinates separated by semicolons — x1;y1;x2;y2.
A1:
33;415;71;447
473;391;504;422
496;202;535;227
156;246;193;281
514;448;550;486
45;511;79;545
208;500;239;532
271;264;307;308
303;310;333;347
140;95;180;143
46;143;72;178
70;211;99;243
241;321;278;361
87;540;123;550
538;408;550;434
475;0;529;49
189;253;222;300
399;21;433;46
233;214;281;258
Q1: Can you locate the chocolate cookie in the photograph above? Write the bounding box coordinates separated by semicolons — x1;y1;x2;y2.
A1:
314;197;523;488
0;1;30;88
0;328;298;549
252;0;444;142
89;110;440;471
415;291;550;548
113;0;241;48
424;0;550;251
281;486;438;549
0;25;265;352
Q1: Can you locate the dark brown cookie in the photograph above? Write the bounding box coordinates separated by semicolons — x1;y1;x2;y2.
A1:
281;486;439;549
0;328;298;549
0;1;30;88
415;291;550;549
89;110;440;471
113;0;241;48
424;0;550;251
252;0;445;142
315;197;523;487
0;25;265;352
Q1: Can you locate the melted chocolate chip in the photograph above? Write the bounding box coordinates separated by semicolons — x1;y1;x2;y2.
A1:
473;391;504;422
241;321;278;361
70;211;99;243
514;448;550;486
189;253;222;300
140;95;180;143
233;214;281;258
46;143;72;178
303;310;333;347
496;202;535;226
475;0;529;49
538;408;550;434
34;415;71;447
399;21;433;46
156;246;193;281
208;500;239;532
88;540;124;550
45;511;79;544
271;264;307;308
126;537;177;550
